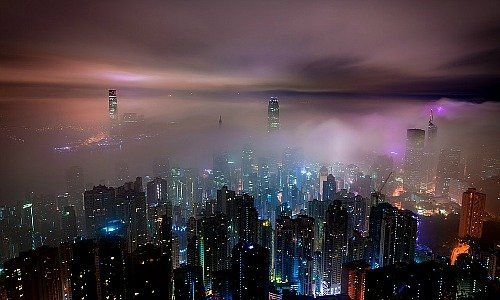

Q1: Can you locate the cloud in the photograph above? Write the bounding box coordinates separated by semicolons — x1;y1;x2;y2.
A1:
1;0;500;100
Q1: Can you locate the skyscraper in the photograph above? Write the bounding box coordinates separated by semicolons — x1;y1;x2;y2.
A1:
322;174;337;201
108;89;118;120
159;214;173;299
427;109;438;150
273;215;316;294
60;205;77;243
147;177;168;207
267;96;280;132
323;200;348;295
426;110;439;186
404;128;426;192
65;166;85;233
436;148;462;197
83;185;116;238
202;212;229;289
231;241;270;300
116;178;147;251
236;194;259;244
319;166;329;199
368;203;417;268
341;260;370;300
173;265;206;300
71;237;126;300
241;145;258;196
126;244;171;299
458;188;486;239
3;246;63;299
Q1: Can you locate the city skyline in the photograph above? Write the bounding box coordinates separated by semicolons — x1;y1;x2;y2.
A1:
0;1;499;299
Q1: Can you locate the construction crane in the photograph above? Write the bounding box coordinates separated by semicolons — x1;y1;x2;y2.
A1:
371;171;393;207
378;171;393;194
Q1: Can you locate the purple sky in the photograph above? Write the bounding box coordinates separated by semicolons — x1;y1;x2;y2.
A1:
1;0;500;100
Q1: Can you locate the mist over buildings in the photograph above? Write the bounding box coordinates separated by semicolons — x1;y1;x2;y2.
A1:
0;93;498;205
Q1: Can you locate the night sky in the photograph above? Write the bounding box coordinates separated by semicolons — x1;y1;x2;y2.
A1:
1;1;500;203
1;0;500;100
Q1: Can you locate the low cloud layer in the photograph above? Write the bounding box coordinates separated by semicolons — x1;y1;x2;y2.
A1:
1;0;500;100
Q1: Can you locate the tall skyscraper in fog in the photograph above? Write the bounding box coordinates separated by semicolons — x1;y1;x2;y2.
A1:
109;89;118;120
436;148;462;197
404;128;426;192
458;188;486;239
319;165;328;199
427;110;438;149
267;96;280;132
425;110;439;187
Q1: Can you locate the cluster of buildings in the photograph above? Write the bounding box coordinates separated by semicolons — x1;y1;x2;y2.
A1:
0;93;498;299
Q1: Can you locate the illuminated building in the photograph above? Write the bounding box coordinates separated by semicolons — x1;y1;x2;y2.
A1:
153;157;170;179
213;152;232;190
159;214;173;299
241;145;258;196
108;89;118;120
20;200;36;251
116;177;148;251
339;193;368;238
425;110;439;186
307;198;329;254
458;188;486;239
83;185;115;238
347;231;368;263
231;241;270;300
172;234;180;269
404;128;426;192
323;200;348;295
224;192;258;249
216;185;236;214
71;237;126;300
368;203;417;268
268;96;280;132
173;265;205;300
34;193;60;247
3;246;63;299
322;174;337;201
202;212;229;289
427;109;438;149
319;166;329;199
127;244;171;299
341;260;369;300
365;261;456;299
236;194;259;244
350;175;372;199
274;215;315;294
258;219;273;252
274;216;294;285
187;216;202;267
146;177;169;242
436;148;462;197
60;206;77;243
65;166;85;233
212;269;233;300
454;254;490;298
